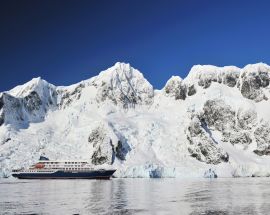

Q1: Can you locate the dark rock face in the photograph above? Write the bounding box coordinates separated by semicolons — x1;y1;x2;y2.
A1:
253;148;270;156
202;99;235;132
96;80;151;108
97;82;115;104
2;93;24;123
224;73;239;87
240;80;262;101
175;85;187;100
88;126;114;165
253;123;270;156
259;71;270;87
0;95;3;110
229;132;252;146
187;85;196;96
119;90;140;108
0;95;4;126
23;91;42;112
0;112;4;126
197;72;239;89
0;90;55;127
59;83;84;108
94;65;154;108
186;116;229;164
91;146;108;165
88;126;105;147
239;70;270;102
198;79;212;89
164;77;187;100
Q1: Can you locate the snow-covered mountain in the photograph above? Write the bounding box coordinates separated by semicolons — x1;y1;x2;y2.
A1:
1;62;270;178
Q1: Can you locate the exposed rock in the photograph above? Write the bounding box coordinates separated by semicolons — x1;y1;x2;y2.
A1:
253;122;270;156
237;108;257;130
23;91;42;112
0;95;3;110
94;62;154;108
188;116;203;137
0;111;4;126
1;93;24;125
253;149;270;156
185;65;240;89
239;64;270;102
88;126;105;147
164;76;187;100
91;146;109;165
0;95;4;126
88;126;114;165
198;79;212;89
187;85;196;96
223;73;239;87
201;99;235;132
1;138;11;145
186;116;229;164
240;80;264;102
229;131;252;147
96;82;117;105
58;83;84;108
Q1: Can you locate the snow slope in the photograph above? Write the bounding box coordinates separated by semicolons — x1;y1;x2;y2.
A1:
1;62;270;178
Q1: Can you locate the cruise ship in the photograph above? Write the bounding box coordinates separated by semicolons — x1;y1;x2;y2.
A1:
12;156;116;179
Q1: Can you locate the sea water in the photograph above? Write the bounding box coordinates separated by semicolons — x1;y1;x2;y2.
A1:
1;178;270;214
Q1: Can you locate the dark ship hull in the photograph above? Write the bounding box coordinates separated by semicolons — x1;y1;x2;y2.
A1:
12;170;116;179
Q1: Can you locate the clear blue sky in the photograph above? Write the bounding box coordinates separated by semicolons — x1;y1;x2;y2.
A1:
1;0;270;91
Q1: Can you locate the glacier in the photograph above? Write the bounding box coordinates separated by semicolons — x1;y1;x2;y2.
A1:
1;62;270;178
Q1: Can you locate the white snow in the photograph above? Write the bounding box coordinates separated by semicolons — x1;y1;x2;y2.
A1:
1;62;270;178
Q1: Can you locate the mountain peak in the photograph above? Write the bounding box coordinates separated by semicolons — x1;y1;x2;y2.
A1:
113;62;131;69
93;62;154;107
8;77;55;98
96;62;136;80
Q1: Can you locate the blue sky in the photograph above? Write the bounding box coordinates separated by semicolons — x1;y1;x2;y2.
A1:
0;0;270;91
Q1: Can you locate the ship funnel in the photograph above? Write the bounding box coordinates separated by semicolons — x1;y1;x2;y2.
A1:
39;156;49;161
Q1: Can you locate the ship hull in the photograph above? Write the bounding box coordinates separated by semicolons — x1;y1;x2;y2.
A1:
12;170;116;179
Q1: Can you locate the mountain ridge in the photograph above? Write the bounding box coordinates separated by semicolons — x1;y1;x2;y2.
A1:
1;62;270;178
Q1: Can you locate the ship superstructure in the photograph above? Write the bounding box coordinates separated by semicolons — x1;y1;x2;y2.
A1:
12;156;116;179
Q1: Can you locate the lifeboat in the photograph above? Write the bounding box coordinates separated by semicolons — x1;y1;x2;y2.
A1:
35;163;45;169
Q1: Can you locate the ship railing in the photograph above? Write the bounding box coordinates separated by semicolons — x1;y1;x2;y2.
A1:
12;169;23;172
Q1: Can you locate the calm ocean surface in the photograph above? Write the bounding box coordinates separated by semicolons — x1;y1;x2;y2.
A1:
1;178;270;215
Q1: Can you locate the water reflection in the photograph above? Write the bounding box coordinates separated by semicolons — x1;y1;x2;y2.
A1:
1;178;270;214
184;178;270;215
